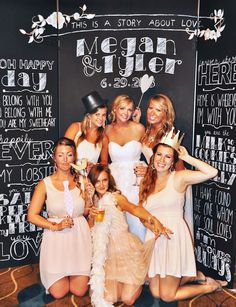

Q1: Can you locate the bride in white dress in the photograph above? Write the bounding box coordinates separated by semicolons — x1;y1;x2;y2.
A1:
105;95;147;241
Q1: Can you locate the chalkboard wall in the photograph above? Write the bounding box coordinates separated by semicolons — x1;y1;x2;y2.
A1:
0;0;235;286
58;0;198;152
0;0;58;267
193;0;236;287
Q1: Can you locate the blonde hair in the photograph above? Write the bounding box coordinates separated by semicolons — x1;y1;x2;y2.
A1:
109;95;135;123
142;94;175;146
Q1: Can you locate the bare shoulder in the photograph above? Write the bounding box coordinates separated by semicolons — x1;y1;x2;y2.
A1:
129;121;145;138
64;122;81;138
32;179;47;198
130;120;144;130
105;124;113;135
36;178;46;191
66;121;81;131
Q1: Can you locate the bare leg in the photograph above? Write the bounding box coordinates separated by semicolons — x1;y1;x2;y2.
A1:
121;284;142;305
180;271;208;286
159;275;220;302
149;275;160;298
69;275;89;296
49;277;70;299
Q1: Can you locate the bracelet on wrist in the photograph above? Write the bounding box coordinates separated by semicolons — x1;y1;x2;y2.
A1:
148;216;154;225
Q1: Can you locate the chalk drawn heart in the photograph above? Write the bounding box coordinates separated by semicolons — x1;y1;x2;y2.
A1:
140;74;154;93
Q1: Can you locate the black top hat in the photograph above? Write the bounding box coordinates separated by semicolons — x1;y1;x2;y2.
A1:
82;91;107;114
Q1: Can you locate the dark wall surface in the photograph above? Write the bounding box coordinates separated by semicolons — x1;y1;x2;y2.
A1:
0;1;235;284
193;0;236;287
58;0;198;152
0;0;58;267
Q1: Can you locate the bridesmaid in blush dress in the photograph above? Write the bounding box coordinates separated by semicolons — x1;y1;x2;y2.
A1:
140;138;226;302
64;91;109;168
86;164;172;306
28;137;92;299
134;94;194;239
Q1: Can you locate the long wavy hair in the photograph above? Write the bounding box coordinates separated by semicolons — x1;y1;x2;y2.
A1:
88;164;119;197
109;95;134;123
141;94;175;146
139;143;179;205
77;105;107;147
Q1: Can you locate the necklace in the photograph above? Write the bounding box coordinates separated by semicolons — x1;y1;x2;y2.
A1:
148;134;156;142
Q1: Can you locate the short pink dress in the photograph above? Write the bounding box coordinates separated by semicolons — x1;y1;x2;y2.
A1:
40;176;92;291
90;192;154;304
144;172;196;278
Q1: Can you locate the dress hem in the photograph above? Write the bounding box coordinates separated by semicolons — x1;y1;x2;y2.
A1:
43;271;90;291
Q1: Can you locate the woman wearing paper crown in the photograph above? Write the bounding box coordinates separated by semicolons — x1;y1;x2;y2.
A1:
134;93;195;240
105;94;147;242
86;164;172;306
28;137;92;299
64;91;109;169
139;129;227;302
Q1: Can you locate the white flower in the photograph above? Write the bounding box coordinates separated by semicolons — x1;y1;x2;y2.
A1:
86;14;95;19
204;28;211;40
46;11;65;29
73;12;80;20
20;5;96;44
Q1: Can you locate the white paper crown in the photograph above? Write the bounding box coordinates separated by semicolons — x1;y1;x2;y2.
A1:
160;127;184;150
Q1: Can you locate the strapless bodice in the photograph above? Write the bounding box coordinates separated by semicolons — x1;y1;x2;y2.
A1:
108;140;146;241
108;140;142;163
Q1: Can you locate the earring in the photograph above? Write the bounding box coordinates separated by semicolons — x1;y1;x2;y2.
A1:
170;165;174;172
86;117;91;129
151;163;155;170
111;110;116;122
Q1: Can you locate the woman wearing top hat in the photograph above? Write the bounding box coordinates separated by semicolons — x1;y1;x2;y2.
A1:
64;91;109;169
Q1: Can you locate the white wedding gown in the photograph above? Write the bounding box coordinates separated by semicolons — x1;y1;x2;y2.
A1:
109;140;146;241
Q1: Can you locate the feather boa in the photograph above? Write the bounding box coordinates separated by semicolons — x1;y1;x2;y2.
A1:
90;192;116;307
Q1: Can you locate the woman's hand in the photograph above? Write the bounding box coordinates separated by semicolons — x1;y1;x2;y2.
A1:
177;146;189;162
84;181;95;217
132;107;141;123
85;182;95;201
134;162;147;177
88;206;99;219
52;216;74;231
151;216;173;239
86;161;94;173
